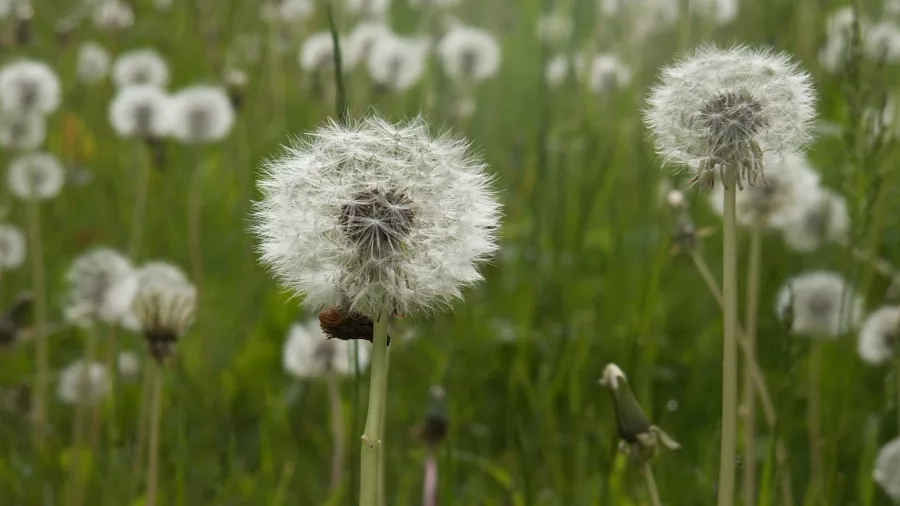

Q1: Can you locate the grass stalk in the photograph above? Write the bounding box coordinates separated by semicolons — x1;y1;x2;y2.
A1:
359;312;389;506
807;342;823;504
743;227;762;505
146;365;165;506
327;372;346;495
26;196;48;447
188;162;205;300
717;170;738;506
642;463;662;506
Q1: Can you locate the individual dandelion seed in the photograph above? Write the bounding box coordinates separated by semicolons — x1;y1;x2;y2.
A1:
707;151;821;228
63;248;139;328
436;25;502;84
168;85;235;145
283;319;372;378
7;152;65;201
0;60;61;115
366;35;429;92
344;0;391;17
865;21;900;63
299;31;343;72
0;111;45;151
775;270;864;337
56;360;111;407
857;307;900;365
113;49;169;89
536;11;573;46
253;115;501;318
76;42;111;84
689;0;738;26
0;224;26;270
778;187;849;253
586;53;631;94
875;437;900;502
109;85;172;140
131;267;197;364
345;22;393;69
117;350;142;380
92;0;135;30
599;364;680;467
644;45;817;189
260;0;315;23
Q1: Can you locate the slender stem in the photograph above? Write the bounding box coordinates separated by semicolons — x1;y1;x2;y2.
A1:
377;346;391;506
807;342;823;503
717;173;738;506
0;267;5;303
326;0;348;125
103;326;120;441
895;352;900;437
743;228;761;506
423;451;438;506
146;365;165;506
642;463;662;506
359;312;390;506
69;326;98;506
129;141;151;259
26;197;48;447
129;365;152;500
188;162;205;301
326;373;345;495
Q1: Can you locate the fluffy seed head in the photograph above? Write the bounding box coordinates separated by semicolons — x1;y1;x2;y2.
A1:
0;112;45;150
168;85;235;145
7;152;64;201
117;350;142;380
409;0;459;7
437;25;502;83
283;320;371;378
690;0;738;25
536;11;573;46
110;85;172;139
644;45;817;188
253;115;501;317
0;224;25;270
587;53;632;94
131;264;197;363
57;361;111;407
77;42;111;84
857;307;900;365
776;270;863;337
778;188;849;253
63;248;138;327
0;60;61;114
864;21;900;62
300;32;340;72
113;49;169;88
366;34;429;91
344;0;391;17
345;22;393;68
261;0;315;23
876;438;900;502
92;0;135;30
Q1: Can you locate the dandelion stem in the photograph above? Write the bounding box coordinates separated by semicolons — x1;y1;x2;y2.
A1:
69;326;98;506
642;463;662;506
129;141;151;259
326;372;346;495
188;162;205;302
146;365;165;506
807;341;823;503
377;346;391;506
359;312;389;506
26;196;48;447
129;366;152;500
743;227;761;505
102;325;120;444
717;172;738;506
326;0;349;125
422;451;438;506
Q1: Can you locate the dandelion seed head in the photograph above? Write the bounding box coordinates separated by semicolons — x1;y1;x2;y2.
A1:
776;270;863;337
875;437;900;502
409;0;459;8
344;0;391;17
587;53;631;94
366;35;429;91
131;264;196;363
253;115;502;317
536;11;573;46
690;0;738;26
110;85;172;139
7;152;64;201
300;32;341;72
0;60;61;114
437;25;502;83
261;0;314;23
345;22;392;69
0;112;45;151
117;350;142;380
77;42;111;84
644;45;817;188
545;54;585;87
92;0;134;30
779;188;849;253
113;49;169;88
63;248;138;328
57;361;111;407
283;319;371;378
0;224;25;270
168;85;235;145
858;307;900;365
864;21;900;62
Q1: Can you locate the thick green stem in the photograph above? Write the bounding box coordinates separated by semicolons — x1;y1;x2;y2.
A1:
717;173;738;506
129;142;150;259
743;228;761;506
326;373;345;495
146;366;165;506
807;342;823;503
642;463;662;506
377;347;391;506
359;312;389;506
26;197;48;447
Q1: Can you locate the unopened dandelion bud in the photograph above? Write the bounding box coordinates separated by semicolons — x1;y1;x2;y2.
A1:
131;263;196;364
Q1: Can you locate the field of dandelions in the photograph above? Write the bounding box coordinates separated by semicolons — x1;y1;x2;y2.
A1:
2;0;900;505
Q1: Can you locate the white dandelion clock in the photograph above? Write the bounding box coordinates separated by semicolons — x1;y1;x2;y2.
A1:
121;262;192;331
7;152;64;201
0;224;25;270
690;0;738;26
644;45;817;188
77;42;111;84
0;112;45;150
261;0;315;23
857;307;900;365
864;21;900;62
775;270;863;337
113;49;169;88
131;267;197;363
253;115;501;318
632;0;680;38
344;0;391;17
92;0;134;30
345;22;392;69
0;60;61;114
283;320;371;378
117;350;142;380
707;151;821;228
366;35;429;91
587;53;631;94
819;36;850;74
109;85;172;139
876;438;900;502
57;361;111;407
168;85;235;145
545;54;584;87
63;248;138;327
437;25;502;84
300;32;341;72
778;188;850;253
536;11;573;46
